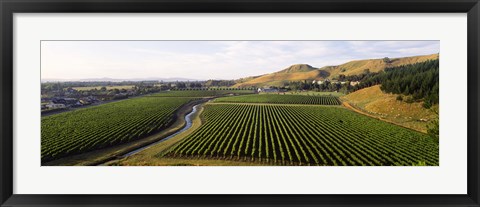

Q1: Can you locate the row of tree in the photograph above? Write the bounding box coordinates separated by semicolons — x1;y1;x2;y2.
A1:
355;59;439;108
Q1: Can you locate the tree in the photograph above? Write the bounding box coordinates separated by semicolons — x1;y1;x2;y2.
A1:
396;95;403;101
359;59;439;108
383;57;391;63
363;69;370;75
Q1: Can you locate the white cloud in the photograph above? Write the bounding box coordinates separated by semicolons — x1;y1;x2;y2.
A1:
41;41;439;80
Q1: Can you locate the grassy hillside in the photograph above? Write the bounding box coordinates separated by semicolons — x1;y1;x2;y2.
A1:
326;53;439;78
340;85;438;133
234;64;329;88
234;53;439;88
276;64;317;73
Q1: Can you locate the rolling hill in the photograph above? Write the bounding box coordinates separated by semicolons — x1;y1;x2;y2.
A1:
233;53;439;88
234;64;329;88
340;85;438;133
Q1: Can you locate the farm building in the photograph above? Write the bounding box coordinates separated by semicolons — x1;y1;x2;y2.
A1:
350;81;360;86
258;88;279;93
52;97;78;105
46;103;66;109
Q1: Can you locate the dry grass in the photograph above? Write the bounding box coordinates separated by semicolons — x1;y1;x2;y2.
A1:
327;53;439;77
340;85;438;133
234;70;327;88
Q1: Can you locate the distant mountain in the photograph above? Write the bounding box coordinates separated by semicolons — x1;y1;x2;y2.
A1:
233;53;439;88
41;77;201;83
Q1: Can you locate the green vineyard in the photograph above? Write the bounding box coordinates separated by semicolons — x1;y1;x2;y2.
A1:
41;97;196;162
214;94;342;105
150;90;255;97
162;104;439;166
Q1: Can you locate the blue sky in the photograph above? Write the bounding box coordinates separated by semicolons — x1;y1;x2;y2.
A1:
41;41;439;80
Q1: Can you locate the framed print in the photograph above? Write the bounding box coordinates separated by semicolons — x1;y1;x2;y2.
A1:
1;0;479;206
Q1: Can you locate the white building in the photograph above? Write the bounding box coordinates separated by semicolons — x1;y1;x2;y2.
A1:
46;103;66;109
258;88;279;93
350;81;360;86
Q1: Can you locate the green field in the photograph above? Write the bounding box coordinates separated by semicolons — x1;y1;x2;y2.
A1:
214;94;342;105
161;104;438;166
151;90;255;97
71;85;135;91
41;97;196;162
264;91;345;97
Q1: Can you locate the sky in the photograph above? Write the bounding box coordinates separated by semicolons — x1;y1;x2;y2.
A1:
41;41;439;81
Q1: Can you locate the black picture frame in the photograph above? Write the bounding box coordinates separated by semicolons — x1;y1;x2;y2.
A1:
1;0;479;206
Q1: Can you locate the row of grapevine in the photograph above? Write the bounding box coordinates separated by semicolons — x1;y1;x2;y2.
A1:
150;90;254;97
171;88;256;91
214;94;341;105
162;104;439;166
41;97;196;162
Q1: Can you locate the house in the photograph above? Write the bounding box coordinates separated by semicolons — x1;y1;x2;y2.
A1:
265;88;279;93
52;97;78;106
79;99;91;105
95;94;112;101
350;81;360;86
64;98;78;105
258;88;279;93
46;103;66;109
65;88;76;93
114;93;128;100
